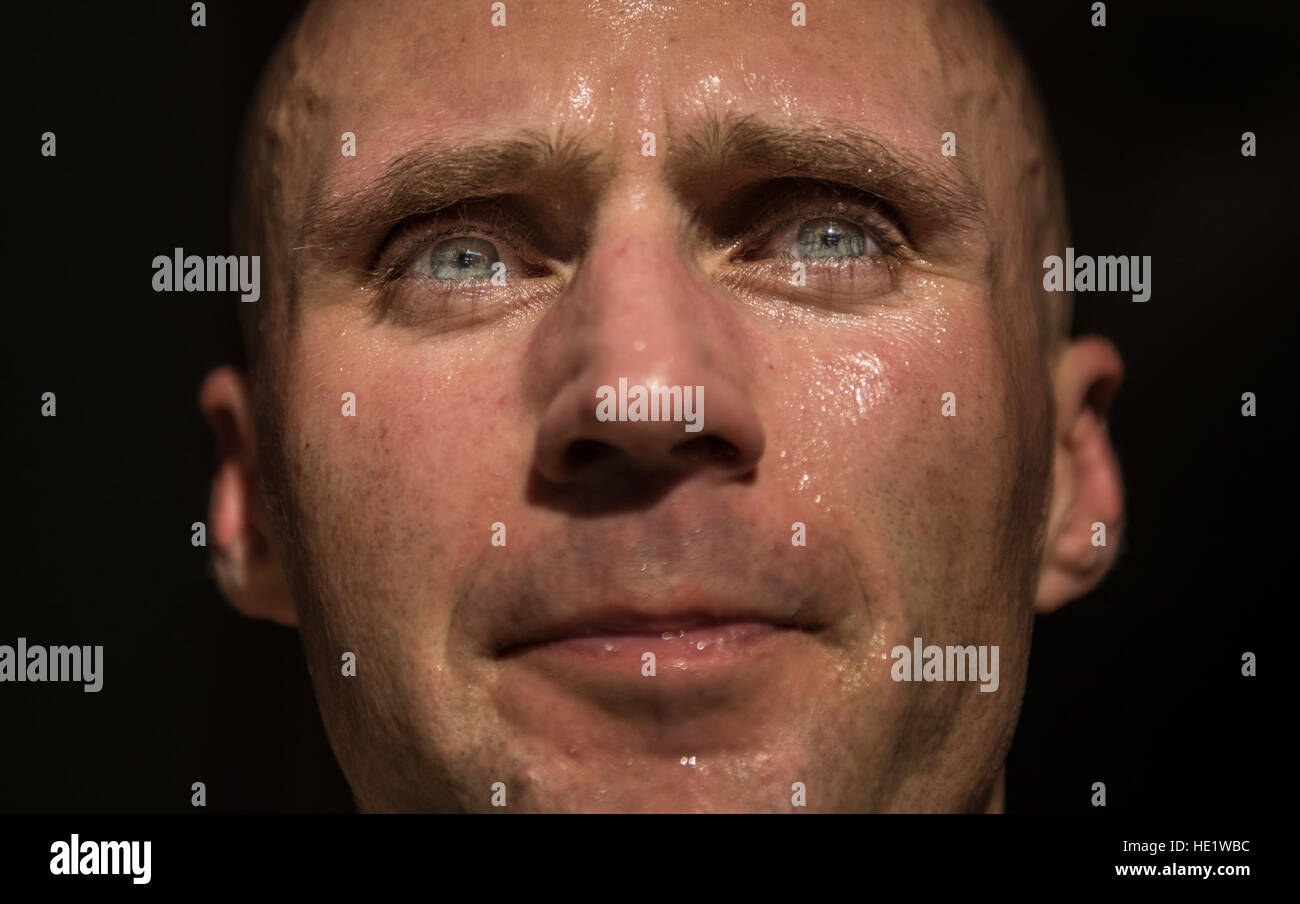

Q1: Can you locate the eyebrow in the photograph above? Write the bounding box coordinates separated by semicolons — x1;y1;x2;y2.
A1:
297;113;985;266
298;130;607;257
666;112;986;231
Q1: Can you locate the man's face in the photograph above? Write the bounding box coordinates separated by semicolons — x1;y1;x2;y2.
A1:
248;0;1063;812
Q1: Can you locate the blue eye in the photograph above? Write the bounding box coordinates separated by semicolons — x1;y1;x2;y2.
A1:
428;237;500;279
795;218;871;259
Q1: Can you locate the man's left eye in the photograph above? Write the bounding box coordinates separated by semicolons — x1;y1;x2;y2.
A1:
794;218;875;258
751;216;883;261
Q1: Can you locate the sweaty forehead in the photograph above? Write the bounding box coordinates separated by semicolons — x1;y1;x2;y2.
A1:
281;0;998;197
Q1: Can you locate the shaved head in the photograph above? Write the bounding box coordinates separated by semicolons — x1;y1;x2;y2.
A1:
205;0;1121;813
234;0;1071;375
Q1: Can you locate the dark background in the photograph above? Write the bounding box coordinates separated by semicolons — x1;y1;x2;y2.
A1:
2;1;1293;813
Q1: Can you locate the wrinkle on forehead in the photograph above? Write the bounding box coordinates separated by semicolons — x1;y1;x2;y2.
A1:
236;0;1068;358
255;0;1015;223
581;0;679;32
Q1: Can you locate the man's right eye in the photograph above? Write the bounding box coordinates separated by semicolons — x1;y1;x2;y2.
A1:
386;227;540;284
371;198;551;288
371;217;563;330
423;237;501;280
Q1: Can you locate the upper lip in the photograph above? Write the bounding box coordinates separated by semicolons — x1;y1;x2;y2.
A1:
492;601;824;657
471;510;852;659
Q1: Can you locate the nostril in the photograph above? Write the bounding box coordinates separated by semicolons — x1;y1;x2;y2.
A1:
672;435;740;465
564;438;618;472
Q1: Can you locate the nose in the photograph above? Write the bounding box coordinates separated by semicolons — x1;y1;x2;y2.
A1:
529;229;765;488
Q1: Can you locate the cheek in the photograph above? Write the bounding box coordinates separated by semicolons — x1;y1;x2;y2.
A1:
764;293;1027;630
754;294;1031;782
768;297;1012;512
280;328;522;627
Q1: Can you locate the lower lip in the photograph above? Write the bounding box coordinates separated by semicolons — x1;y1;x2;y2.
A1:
504;620;797;673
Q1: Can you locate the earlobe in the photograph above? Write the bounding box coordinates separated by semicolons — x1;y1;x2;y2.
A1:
198;366;298;627
1034;336;1125;614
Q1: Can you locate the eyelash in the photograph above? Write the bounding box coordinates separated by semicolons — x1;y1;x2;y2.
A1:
731;181;910;260
371;207;546;286
740;210;903;263
367;185;911;303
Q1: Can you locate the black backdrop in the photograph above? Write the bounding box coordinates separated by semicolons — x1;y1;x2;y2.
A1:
3;0;1293;813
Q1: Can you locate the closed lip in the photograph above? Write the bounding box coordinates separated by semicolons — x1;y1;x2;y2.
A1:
492;605;825;658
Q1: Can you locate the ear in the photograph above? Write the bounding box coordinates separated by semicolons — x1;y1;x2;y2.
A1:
198;366;298;626
1034;336;1125;614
